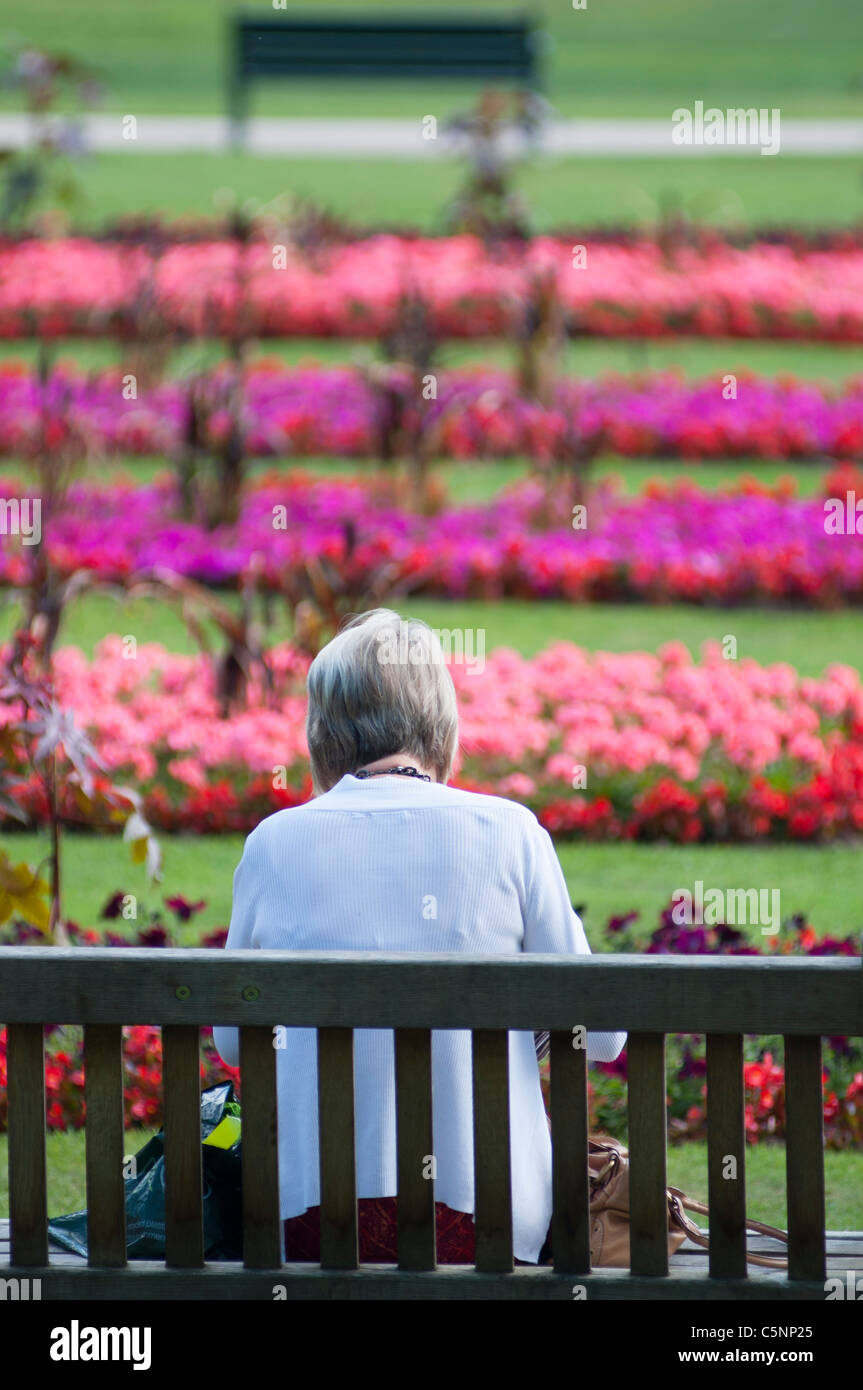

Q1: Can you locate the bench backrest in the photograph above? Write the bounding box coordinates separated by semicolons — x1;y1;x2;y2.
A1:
234;13;539;83
228;12;541;143
1;947;860;1298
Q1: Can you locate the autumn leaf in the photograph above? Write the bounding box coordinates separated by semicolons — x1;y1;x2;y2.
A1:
0;851;51;931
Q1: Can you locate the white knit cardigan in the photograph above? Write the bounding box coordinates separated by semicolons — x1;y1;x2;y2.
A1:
213;774;626;1262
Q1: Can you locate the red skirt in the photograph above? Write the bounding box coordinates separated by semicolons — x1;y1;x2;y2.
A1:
283;1197;476;1264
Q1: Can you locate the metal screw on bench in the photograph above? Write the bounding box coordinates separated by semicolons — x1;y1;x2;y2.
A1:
175;985;191;1000
242;985;260;1001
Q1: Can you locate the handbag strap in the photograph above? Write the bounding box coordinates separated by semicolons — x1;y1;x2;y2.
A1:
667;1187;789;1270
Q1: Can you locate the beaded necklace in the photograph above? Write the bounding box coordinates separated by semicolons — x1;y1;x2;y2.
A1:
354;765;431;781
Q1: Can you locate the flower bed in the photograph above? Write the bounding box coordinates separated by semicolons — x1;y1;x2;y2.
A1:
541;911;862;1149
2;474;863;605
1;910;857;1143
4;362;863;462
2;237;863;339
2;635;863;841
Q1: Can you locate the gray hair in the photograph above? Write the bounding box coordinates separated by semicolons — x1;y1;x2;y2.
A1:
305;609;459;793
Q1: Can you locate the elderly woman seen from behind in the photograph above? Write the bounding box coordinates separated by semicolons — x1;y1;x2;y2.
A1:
213;609;625;1264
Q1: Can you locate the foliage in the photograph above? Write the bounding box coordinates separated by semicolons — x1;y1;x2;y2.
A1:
0;628;160;939
0;46;101;232
442;89;541;243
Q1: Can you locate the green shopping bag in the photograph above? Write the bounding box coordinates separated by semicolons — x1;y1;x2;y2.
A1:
48;1081;244;1260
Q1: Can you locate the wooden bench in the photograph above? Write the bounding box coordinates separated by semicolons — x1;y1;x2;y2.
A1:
228;11;541;147
1;946;861;1299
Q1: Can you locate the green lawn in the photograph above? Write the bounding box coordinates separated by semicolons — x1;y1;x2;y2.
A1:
665;1144;863;1229
0;1130;859;1229
52;152;863;230
558;842;863;940
4;832;861;943
4;0;863;118
3;336;861;383
0;1127;161;1223
0;453;837;507
3;588;859;673
403;599;863;674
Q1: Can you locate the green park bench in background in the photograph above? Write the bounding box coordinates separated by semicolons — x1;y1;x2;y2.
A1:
228;10;541;147
1;946;862;1299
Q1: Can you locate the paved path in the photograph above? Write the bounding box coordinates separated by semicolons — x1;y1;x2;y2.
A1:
2;113;863;156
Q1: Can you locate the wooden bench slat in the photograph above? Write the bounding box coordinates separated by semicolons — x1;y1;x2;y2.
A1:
706;1033;747;1278
7;1023;47;1267
472;1030;513;1273
318;1027;358;1269
239;1026;281;1269
395;1029;436;1271
1;949;859;1034
83;1024;127;1267
627;1033;668;1276
550;1031;590;1273
11;1214;863;1277
162;1025;203;1268
784;1034;826;1281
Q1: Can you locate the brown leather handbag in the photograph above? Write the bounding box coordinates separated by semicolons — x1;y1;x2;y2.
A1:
587;1136;789;1270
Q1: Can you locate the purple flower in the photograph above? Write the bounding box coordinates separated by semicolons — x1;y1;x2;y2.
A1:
165;895;206;922
716;923;746;949
679;1046;706;1079
137;926;169;948
676;927;710;954
607;911;639;934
